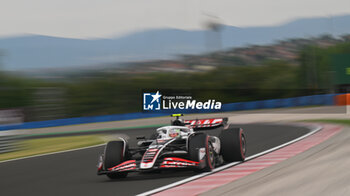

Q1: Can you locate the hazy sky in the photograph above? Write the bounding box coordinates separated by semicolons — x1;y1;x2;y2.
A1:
0;0;349;39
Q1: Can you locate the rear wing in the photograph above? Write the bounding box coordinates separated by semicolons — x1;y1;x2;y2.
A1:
184;117;228;129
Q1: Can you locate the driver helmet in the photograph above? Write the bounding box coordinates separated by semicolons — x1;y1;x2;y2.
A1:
169;128;181;138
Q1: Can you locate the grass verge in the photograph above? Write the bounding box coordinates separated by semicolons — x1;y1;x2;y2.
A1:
304;119;350;126
0;135;104;161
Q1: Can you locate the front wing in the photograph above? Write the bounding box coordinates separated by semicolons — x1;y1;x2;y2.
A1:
97;157;202;175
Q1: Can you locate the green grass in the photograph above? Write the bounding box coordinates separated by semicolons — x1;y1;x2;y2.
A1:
304;119;350;126
0;135;105;161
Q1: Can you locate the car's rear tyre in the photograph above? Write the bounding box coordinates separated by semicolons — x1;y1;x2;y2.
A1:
219;128;246;162
188;133;215;172
104;141;128;179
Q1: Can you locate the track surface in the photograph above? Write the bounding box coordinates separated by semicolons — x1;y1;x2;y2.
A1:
0;124;309;196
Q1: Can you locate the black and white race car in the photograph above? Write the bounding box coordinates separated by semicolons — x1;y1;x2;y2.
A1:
97;114;246;179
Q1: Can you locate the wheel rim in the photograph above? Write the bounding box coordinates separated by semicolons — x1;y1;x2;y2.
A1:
208;144;215;166
241;135;246;155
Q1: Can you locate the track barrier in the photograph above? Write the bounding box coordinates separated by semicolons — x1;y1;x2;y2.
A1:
0;93;340;132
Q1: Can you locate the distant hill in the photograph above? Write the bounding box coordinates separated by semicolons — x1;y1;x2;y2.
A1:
1;15;350;70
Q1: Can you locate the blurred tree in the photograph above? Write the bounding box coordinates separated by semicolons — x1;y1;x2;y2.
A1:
298;42;350;92
3;41;350;120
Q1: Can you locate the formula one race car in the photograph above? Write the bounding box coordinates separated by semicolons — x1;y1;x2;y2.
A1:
97;114;246;179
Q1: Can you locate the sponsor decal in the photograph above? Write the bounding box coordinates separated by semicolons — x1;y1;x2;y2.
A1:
143;91;222;111
161;157;199;168
185;119;223;127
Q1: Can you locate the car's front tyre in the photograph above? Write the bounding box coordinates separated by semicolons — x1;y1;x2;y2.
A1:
104;141;128;179
188;133;215;172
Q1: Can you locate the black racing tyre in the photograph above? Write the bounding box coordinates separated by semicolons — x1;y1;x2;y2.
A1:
104;141;128;179
219;128;246;162
188;133;215;172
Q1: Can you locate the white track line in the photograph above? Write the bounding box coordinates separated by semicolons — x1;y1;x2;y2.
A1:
0;143;106;164
137;125;322;196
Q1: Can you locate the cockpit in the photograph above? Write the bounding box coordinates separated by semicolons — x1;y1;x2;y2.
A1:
156;126;192;139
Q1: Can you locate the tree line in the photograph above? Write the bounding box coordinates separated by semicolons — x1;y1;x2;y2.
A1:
0;42;349;121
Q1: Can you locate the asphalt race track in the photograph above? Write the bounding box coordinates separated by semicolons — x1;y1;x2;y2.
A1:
0;123;310;196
